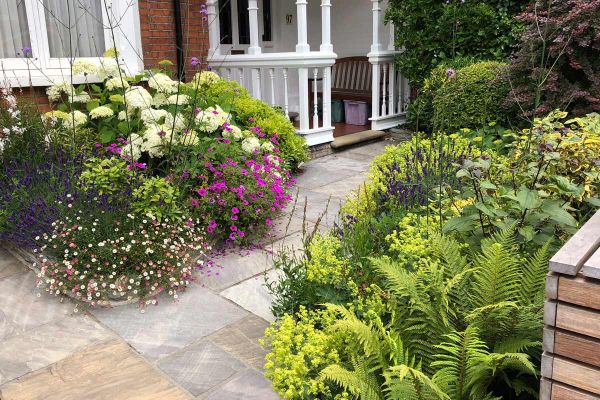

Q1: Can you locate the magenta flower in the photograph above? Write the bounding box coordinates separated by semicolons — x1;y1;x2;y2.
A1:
230;225;238;232
266;218;272;226
231;207;240;214
238;231;245;238
191;199;199;207
197;188;207;197
191;57;200;66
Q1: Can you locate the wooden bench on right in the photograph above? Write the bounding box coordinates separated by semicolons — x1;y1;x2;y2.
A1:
542;210;600;399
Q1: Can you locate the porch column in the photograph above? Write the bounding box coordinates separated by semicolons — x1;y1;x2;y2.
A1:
388;22;396;51
207;0;220;56
296;0;310;53
320;0;333;53
248;0;262;55
371;0;383;53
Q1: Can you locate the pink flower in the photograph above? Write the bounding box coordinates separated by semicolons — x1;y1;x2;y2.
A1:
238;231;245;238
197;188;207;197
231;207;240;214
230;225;238;232
265;218;272;226
191;199;199;207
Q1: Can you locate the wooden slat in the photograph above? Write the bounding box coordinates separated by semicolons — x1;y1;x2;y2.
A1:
544;327;556;353
542;352;555;379
552;357;600;395
552;383;600;400
582;248;600;280
554;330;600;369
547;273;559;299
540;378;552;400
545;301;558;326
549;210;600;276
557;276;600;311
555;303;600;340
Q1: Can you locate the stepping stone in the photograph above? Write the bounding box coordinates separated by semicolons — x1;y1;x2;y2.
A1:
312;172;369;200
209;316;270;369
0;249;24;280
293;163;356;190
312;155;371;173
0;339;192;400
92;284;247;361
0;272;74;341
205;369;280;400
220;269;282;322
330;130;387;150
204;248;273;291
158;341;246;397
0;315;113;385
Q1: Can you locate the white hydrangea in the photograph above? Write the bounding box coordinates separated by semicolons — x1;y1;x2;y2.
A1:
190;71;221;87
72;60;98;76
121;133;144;161
241;137;261;154
124;86;152;110
205;106;230;126
63;110;88;130
118;110;129;121
167;94;191;106
140;109;169;127
96;58;121;80
105;77;130;91
180;130;199;146
151;93;169;107
141;125;177;158
261;141;275;152
267;154;281;166
68;91;91;103
165;112;187;132
46;81;74;102
89;106;115;119
195;111;220;133
148;73;179;94
230;125;243;140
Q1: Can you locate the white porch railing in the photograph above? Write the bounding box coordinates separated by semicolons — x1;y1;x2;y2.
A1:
209;52;337;147
368;51;410;131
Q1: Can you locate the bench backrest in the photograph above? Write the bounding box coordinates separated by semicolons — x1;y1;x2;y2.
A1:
332;56;372;94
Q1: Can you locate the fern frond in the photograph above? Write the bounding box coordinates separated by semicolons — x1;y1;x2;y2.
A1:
371;258;419;300
384;365;450;400
321;357;384;400
518;240;552;305
493;337;542;354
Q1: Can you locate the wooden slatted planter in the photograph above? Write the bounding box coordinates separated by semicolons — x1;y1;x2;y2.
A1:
542;210;600;399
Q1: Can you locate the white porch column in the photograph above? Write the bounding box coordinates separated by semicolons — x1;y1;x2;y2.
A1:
207;0;220;56
298;68;310;133
296;0;310;53
371;0;383;53
388;22;396;51
320;0;333;53
248;0;262;55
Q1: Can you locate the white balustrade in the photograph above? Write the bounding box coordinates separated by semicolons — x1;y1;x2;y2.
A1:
283;68;290;119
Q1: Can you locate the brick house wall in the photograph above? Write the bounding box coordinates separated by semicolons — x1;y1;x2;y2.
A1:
138;0;209;80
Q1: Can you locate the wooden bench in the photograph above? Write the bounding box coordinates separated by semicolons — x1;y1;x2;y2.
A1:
331;56;372;103
542;210;600;399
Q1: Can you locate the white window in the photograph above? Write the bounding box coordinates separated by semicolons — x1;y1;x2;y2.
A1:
0;0;143;87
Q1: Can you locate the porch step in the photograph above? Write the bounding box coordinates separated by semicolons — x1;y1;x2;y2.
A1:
330;130;388;150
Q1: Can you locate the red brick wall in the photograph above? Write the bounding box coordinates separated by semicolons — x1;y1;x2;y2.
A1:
138;0;209;80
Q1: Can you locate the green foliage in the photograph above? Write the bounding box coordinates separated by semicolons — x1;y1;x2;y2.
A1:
386;0;525;86
432;61;509;133
79;157;135;196
445;110;600;246
132;177;182;221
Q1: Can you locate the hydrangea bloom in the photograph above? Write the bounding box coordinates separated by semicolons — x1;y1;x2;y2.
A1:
190;71;221;87
167;94;191;106
151;93;169;107
105;77;130;91
68;91;91;103
241;137;261;154
46;81;74;102
148;73;179;94
121;133;144;161
96;58;121;80
72;60;98;76
165;113;187;132
89;106;115;119
63;110;88;130
124;86;152;110
195;111;221;133
140;109;170;127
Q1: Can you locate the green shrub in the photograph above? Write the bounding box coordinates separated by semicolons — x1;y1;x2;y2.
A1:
407;57;480;132
432;61;509;132
132;177;182;221
79;157;135;196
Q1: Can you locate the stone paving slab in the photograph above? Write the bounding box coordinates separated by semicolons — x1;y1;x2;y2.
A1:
291;189;343;227
203;369;279;400
220;269;282;322
0;315;113;385
0;271;74;341
312;155;371;173
294;163;357;190
0;249;23;280
312;172;369;200
92;284;248;361
0;339;192;400
203;249;273;292
158;341;246;397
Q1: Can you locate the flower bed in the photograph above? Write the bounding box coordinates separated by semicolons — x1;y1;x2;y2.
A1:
263;111;600;399
0;49;307;306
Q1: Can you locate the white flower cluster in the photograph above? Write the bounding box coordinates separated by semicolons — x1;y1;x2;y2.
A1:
0;83;25;153
63;110;88;130
190;71;221;87
72;60;98;76
105;77;130;91
140;109;170;126
124;86;153;110
68;91;91;103
221;125;245;141
96;58;122;80
148;73;179;94
167;94;191;106
89;106;115;120
241;136;261;154
195;105;230;133
46;81;74;102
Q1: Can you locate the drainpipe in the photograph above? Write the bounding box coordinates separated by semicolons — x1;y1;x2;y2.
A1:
173;0;185;81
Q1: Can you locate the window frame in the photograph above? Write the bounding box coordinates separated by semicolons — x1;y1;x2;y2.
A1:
1;0;143;87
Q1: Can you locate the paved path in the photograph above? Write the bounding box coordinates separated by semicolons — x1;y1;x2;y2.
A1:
0;140;392;400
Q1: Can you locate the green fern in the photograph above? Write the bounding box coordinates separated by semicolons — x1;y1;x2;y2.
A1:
518;240;552;305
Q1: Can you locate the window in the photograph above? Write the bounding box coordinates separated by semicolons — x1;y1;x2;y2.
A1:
218;0;272;48
0;0;143;87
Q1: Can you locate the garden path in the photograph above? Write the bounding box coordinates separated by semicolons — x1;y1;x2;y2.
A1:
0;139;394;400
